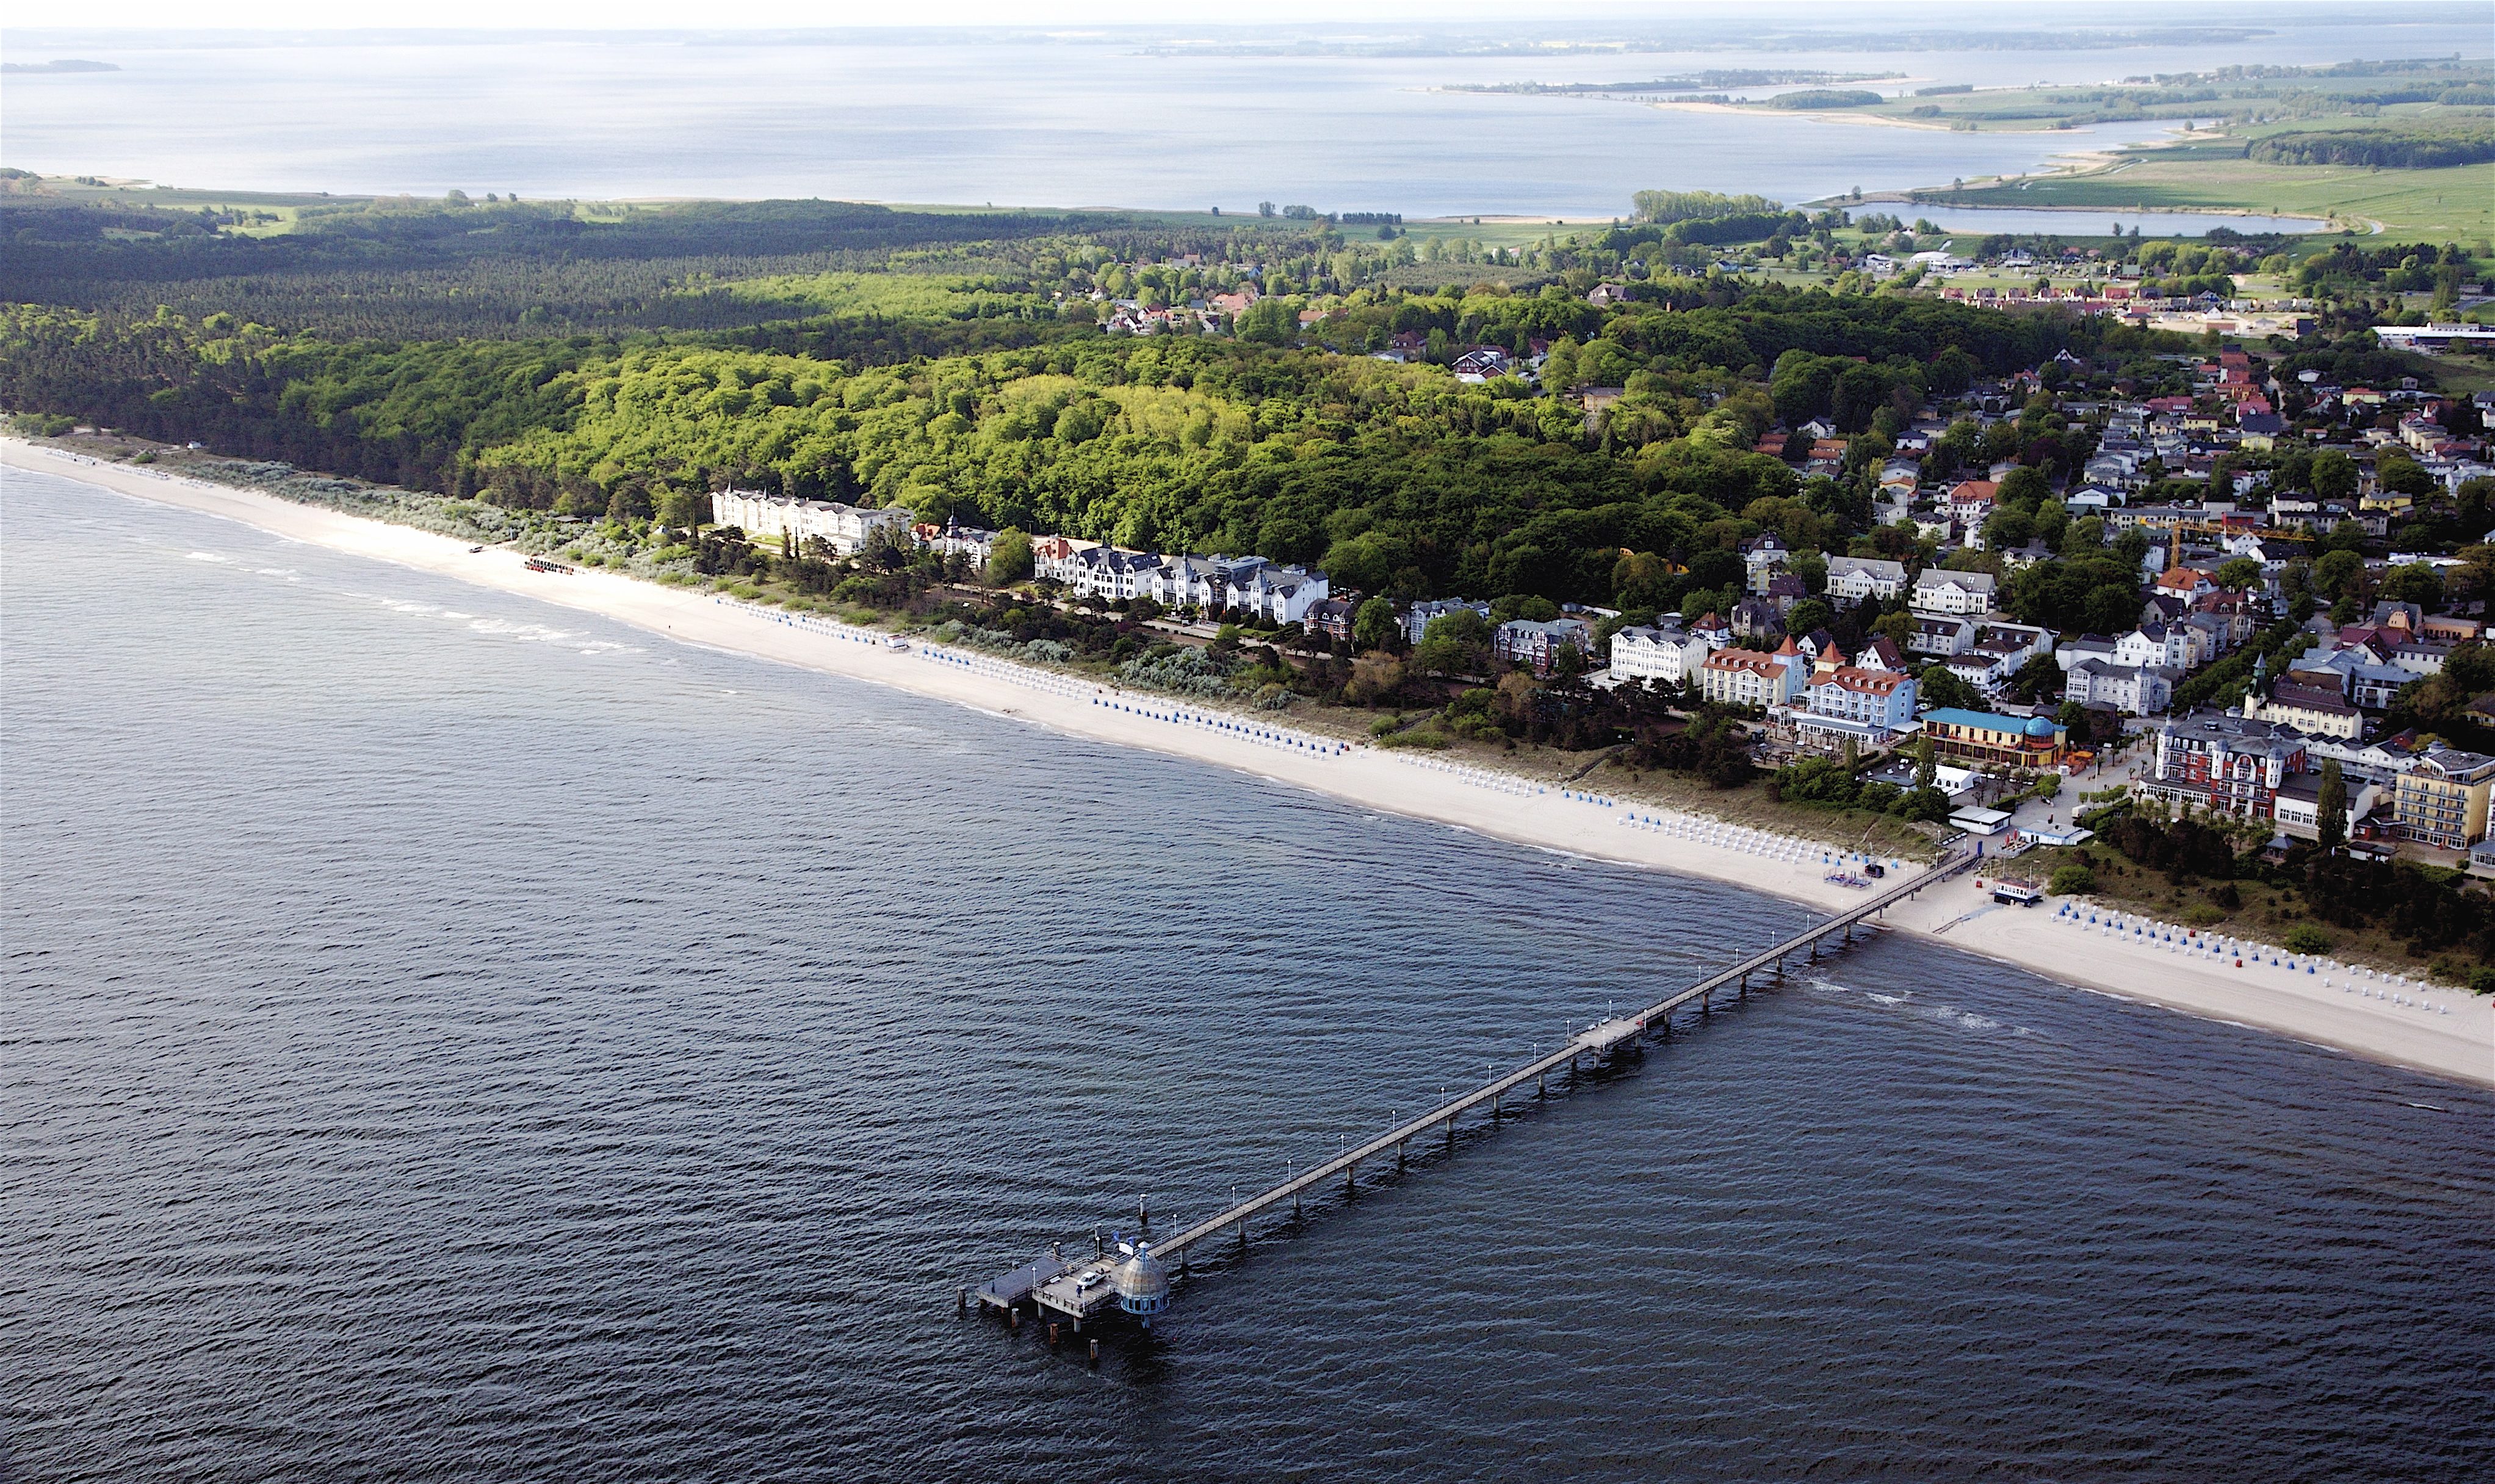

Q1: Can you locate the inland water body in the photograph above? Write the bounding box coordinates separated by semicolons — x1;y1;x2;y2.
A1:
2;21;2486;217
4;466;2492;1482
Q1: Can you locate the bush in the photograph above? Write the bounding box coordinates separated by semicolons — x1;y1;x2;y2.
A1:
2182;902;2226;928
2284;924;2334;955
2048;864;2096;896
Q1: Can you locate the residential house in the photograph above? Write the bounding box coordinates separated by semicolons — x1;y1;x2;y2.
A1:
1910;569;1998;617
1494;617;1594;676
1946;480;1999;532
1760;573;1809;615
1303;597;1359;643
1824;555;1908;608
2244;677;2364;740
2065;658;2172;716
1402;597;1493;647
2273;772;2383;841
2114;624;2196;672
2154;566;2216;602
1908;614;1977;658
2055;633;2121;672
911;517;1000;566
1730;596;1785;642
1740;533;1793;585
1029;534;1100;584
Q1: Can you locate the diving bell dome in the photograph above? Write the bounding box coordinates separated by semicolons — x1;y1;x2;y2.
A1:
1114;1242;1171;1322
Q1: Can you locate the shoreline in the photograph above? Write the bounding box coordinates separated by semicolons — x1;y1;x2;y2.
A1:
5;438;2488;1090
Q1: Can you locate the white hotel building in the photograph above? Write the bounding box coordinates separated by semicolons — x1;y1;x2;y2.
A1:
710;490;914;554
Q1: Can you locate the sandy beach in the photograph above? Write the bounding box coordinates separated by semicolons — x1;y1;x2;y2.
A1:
7;438;2488;1089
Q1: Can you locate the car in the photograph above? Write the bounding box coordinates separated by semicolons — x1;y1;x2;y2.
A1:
884;636;911;651
1074;1271;1107;1291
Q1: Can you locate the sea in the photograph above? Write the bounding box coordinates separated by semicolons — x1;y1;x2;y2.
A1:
4;467;2491;1481
2;20;2488;222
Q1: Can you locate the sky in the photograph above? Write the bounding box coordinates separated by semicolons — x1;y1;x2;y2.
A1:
0;0;2311;33
10;1;1678;27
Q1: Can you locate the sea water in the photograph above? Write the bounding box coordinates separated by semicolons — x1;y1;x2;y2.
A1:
4;466;2490;1482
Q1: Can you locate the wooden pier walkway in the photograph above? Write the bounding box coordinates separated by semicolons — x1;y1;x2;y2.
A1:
971;847;1979;1330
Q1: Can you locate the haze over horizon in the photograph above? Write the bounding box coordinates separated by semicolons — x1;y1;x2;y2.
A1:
7;0;2480;35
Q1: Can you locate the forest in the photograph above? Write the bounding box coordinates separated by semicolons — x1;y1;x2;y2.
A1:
0;278;2134;616
2247;126;2495;170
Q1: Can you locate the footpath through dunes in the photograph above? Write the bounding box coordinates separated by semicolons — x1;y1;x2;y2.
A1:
4;439;2488;1089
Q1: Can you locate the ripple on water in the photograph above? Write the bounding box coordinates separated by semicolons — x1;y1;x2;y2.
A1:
4;467;2491;1483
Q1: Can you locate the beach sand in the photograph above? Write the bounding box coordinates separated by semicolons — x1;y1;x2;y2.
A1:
8;439;2488;1089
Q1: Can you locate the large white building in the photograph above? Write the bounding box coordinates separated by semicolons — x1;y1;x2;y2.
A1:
710;490;914;554
1697;637;1807;708
1824;555;1908;607
2065;658;2172;716
1607;622;1719;686
1041;543;1332;624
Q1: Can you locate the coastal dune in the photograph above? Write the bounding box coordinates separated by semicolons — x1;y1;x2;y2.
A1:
6;439;2488;1089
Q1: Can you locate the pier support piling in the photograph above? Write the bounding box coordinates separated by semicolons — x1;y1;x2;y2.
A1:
957;1288;967;1316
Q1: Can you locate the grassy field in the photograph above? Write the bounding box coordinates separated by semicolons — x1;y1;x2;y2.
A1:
1943;151;2495;243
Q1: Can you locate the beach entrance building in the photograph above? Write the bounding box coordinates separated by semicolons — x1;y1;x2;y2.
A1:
1921;707;2067;769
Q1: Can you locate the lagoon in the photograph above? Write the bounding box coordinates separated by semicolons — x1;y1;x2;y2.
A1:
2;23;2485;215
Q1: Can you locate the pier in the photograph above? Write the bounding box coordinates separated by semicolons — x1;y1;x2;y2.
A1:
969;847;1980;1330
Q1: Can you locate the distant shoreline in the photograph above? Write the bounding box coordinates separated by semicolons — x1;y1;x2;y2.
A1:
5;438;2485;1090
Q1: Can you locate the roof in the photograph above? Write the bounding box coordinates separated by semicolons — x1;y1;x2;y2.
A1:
1702;647;1794;675
1914;569;1998;593
1821;666;1908;695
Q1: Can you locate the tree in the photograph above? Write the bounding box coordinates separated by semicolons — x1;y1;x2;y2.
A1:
2311;448;2357;502
1912;733;1937;792
987;527;1034;585
2380;563;2445;612
1352;595;1401;653
1918;663;1980;711
2048;863;2096;896
2314;548;2363;600
2216;557;2265;592
1414;608;1490;677
2316;759;2347;854
655;486;706;531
